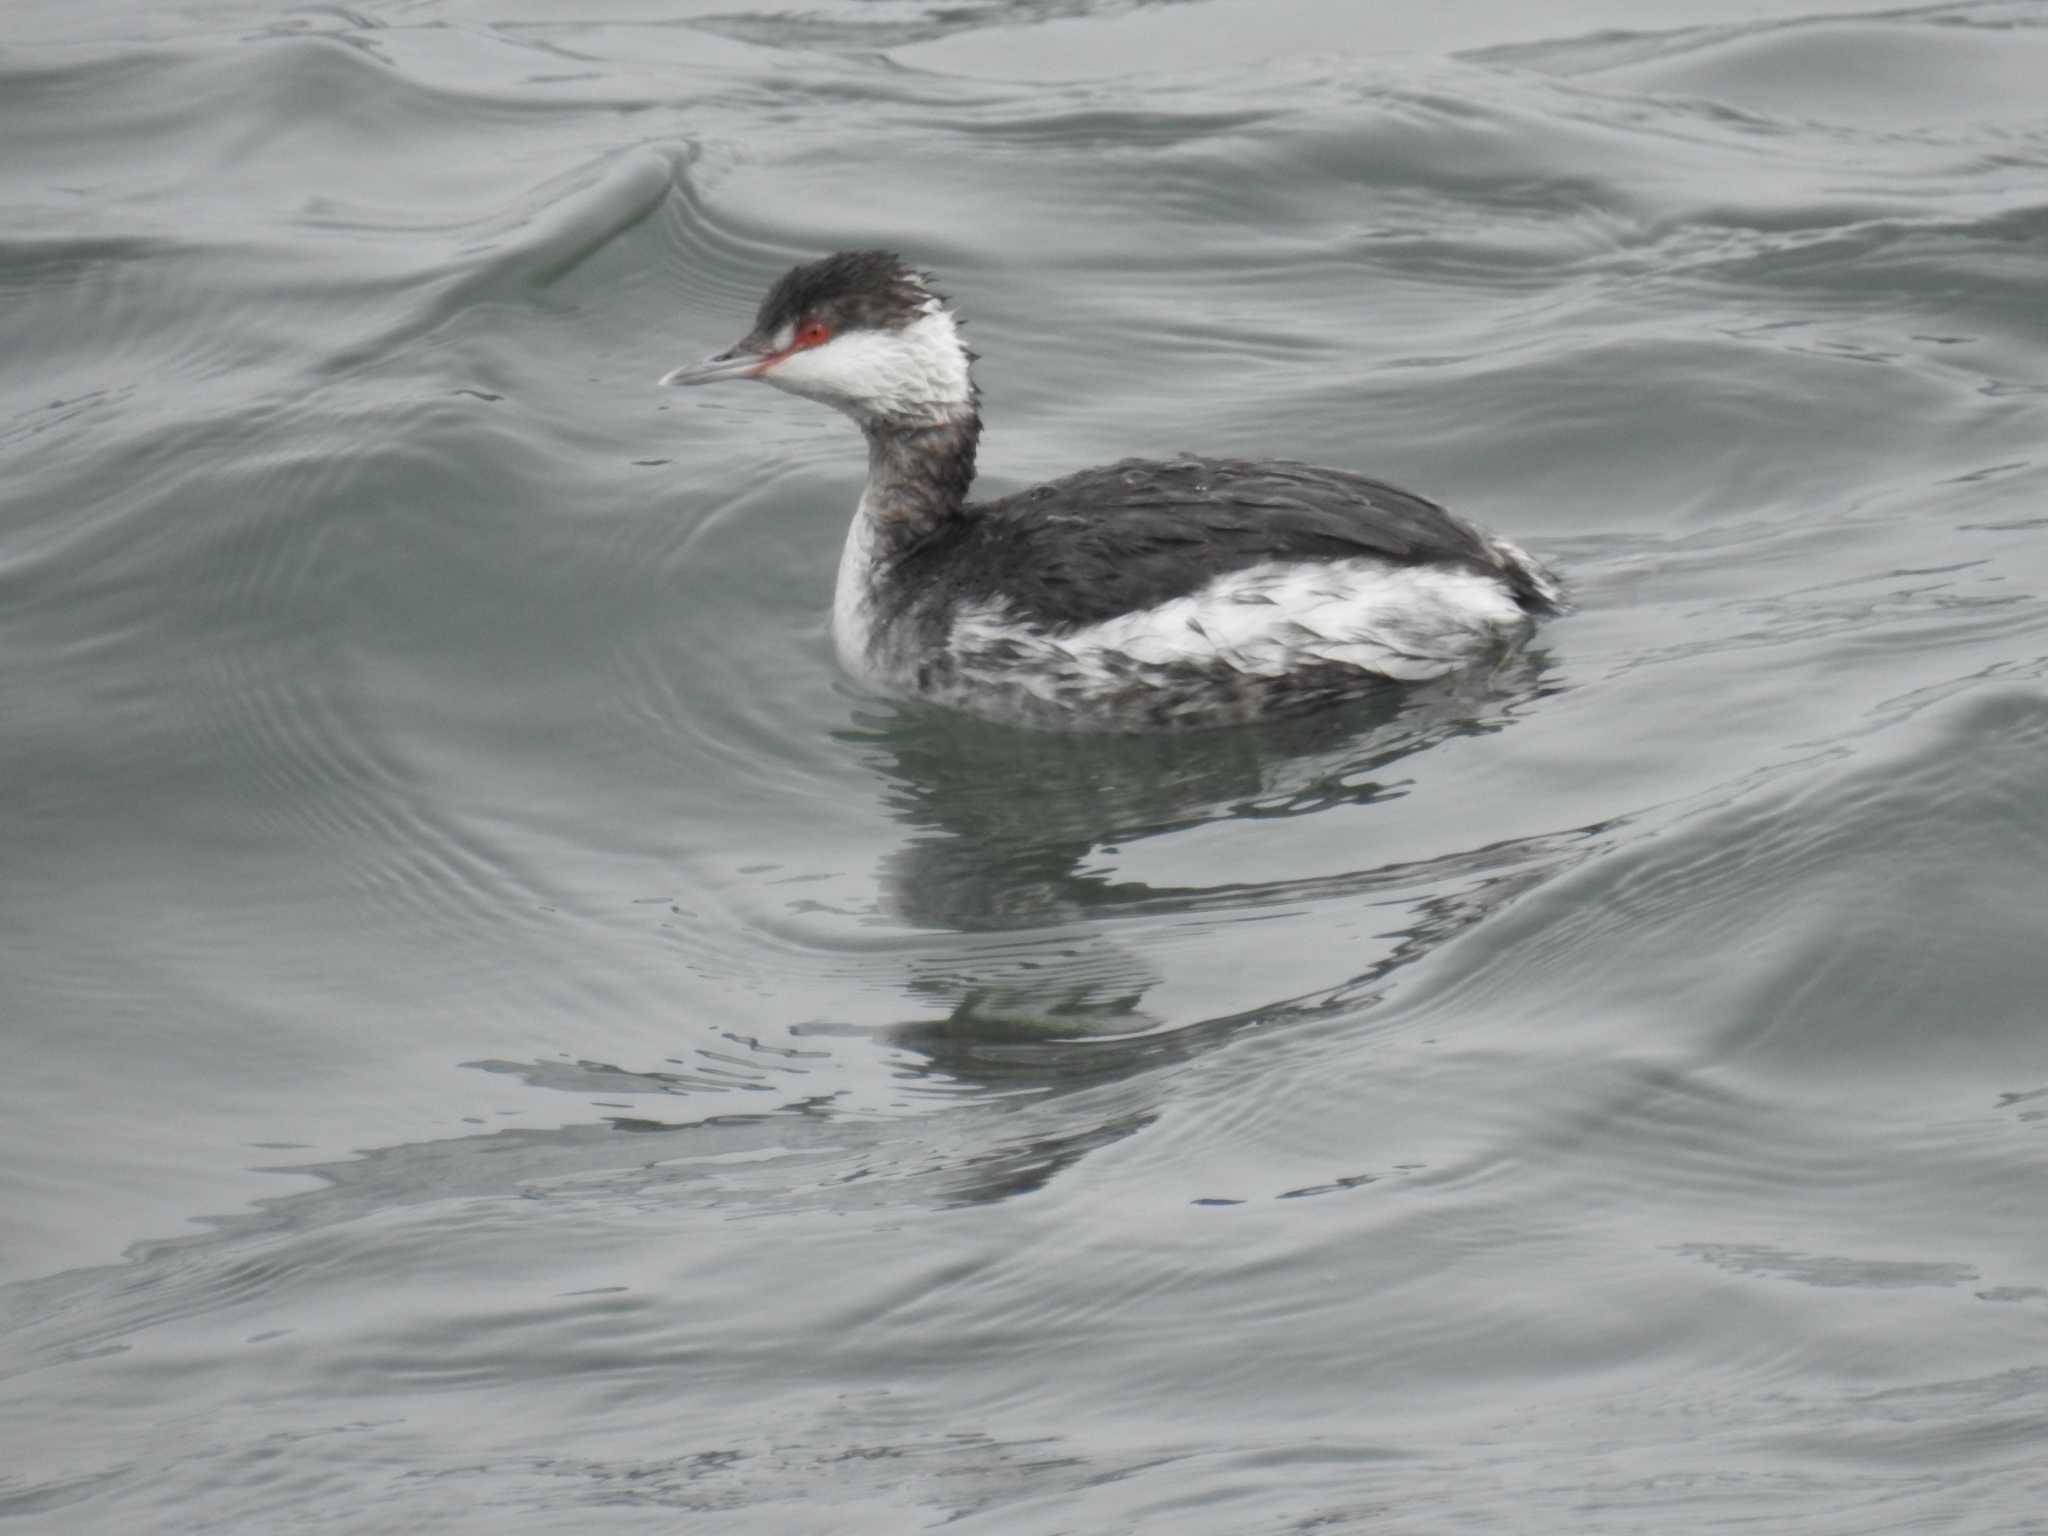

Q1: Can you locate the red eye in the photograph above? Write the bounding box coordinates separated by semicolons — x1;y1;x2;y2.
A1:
796;320;832;347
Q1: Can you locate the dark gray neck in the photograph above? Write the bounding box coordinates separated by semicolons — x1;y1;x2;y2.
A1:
860;412;981;547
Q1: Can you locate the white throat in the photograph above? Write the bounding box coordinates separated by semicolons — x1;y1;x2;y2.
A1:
831;490;889;682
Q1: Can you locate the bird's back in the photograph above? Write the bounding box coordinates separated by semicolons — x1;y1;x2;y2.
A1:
882;455;1560;636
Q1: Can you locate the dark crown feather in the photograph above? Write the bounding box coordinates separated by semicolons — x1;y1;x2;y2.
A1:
754;250;938;336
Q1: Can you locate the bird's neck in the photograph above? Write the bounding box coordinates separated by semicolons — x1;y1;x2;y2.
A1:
859;410;981;550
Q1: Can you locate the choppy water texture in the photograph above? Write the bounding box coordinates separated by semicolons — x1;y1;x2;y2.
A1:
5;0;2048;1530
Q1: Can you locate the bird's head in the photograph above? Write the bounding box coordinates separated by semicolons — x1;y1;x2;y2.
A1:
661;250;975;429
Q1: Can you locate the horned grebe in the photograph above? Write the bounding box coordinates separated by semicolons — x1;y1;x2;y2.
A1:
661;251;1562;731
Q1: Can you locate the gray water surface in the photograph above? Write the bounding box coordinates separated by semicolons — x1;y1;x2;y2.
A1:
5;1;2048;1530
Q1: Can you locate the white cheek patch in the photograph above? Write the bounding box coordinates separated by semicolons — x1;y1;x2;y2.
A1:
762;307;974;421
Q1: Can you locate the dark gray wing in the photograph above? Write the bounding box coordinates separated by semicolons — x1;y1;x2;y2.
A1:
894;456;1553;631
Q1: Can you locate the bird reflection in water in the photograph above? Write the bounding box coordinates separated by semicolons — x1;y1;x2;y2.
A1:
828;654;1597;1096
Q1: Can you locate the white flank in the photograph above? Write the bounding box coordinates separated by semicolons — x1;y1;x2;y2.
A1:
946;559;1529;703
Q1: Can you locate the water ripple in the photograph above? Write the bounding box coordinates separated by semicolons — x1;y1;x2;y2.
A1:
7;2;2048;1531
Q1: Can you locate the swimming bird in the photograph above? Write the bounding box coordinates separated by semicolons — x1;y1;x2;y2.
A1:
661;251;1561;731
